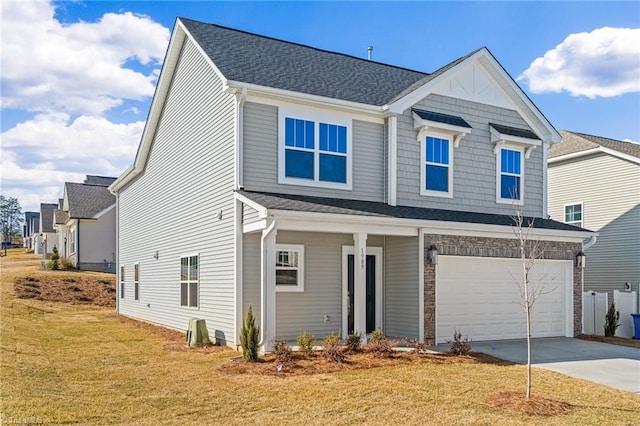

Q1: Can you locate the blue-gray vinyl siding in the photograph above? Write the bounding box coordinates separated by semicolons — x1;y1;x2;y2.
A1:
384;236;419;338
243;102;385;202
397;94;544;217
117;38;237;343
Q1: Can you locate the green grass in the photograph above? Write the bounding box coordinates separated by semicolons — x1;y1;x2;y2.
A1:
1;251;639;425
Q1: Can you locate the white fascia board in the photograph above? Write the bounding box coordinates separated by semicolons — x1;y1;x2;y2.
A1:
227;80;386;123
93;203;116;219
234;192;268;217
111;19;230;193
269;209;593;242
243;219;268;234
548;147;640;165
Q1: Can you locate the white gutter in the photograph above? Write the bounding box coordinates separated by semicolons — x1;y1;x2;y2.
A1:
258;218;276;347
583;234;597;251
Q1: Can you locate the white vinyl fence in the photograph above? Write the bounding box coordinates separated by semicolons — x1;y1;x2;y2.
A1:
613;290;639;338
582;291;608;335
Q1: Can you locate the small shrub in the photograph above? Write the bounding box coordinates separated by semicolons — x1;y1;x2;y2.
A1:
345;331;363;353
604;303;620;337
24;281;39;288
321;332;345;363
272;338;292;365
25;276;39;282
240;305;260;362
367;339;396;358
100;280;111;285
59;258;74;270
296;330;315;356
370;328;385;344
50;245;60;270
407;338;432;354
76;296;93;302
447;330;472;355
62;277;77;283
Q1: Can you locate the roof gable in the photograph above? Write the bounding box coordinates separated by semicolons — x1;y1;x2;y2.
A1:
64;183;115;219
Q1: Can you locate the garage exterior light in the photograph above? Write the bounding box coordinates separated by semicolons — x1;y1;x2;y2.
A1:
576;251;586;268
428;245;438;265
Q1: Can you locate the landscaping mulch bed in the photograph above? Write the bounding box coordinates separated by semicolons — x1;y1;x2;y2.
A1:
578;334;640;349
14;274;116;306
486;391;573;416
219;350;507;377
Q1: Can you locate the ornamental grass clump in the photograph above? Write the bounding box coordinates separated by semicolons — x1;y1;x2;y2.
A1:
296;330;315;356
321;331;345;363
345;331;363;353
367;328;394;358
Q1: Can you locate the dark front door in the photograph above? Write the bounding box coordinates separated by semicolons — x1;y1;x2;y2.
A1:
347;254;376;334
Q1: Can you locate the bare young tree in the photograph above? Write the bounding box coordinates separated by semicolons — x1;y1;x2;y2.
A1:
511;206;555;399
0;195;23;256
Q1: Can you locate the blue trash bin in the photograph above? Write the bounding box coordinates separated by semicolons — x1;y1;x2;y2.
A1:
632;314;640;340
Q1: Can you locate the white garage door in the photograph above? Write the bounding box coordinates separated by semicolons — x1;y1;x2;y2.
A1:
436;256;572;344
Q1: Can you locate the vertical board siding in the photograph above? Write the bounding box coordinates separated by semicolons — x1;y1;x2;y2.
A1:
243;102;385;202
548;153;640;300
396;94;544;217
384;236;419;338
117;38;237;343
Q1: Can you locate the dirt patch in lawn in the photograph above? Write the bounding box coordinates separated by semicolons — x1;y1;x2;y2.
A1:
577;334;640;349
219;350;507;377
14;274;116;306
108;313;231;353
486;391;573;416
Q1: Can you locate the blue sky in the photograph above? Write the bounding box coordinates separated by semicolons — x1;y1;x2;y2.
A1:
1;1;639;212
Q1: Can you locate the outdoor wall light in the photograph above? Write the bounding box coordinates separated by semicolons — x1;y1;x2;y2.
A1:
576;251;586;268
428;245;438;265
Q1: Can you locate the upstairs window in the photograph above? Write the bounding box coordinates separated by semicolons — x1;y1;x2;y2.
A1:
499;148;522;201
422;135;453;197
180;255;199;308
275;244;304;292
564;203;583;227
279;108;351;190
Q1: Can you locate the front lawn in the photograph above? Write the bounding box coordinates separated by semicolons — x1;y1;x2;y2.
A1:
1;251;639;425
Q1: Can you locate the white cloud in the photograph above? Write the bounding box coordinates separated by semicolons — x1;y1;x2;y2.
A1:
1;0;170;115
518;27;640;98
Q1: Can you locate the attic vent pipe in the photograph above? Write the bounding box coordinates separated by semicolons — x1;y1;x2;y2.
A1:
367;46;373;61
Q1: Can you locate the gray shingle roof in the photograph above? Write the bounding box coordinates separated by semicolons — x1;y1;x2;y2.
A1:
413;109;472;128
490;123;539;140
550;131;640;159
65;183;115;219
180;18;437;106
237;190;588;232
53;209;69;225
39;203;57;233
84;175;117;186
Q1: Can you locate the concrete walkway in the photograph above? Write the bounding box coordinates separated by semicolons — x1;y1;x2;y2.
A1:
435;337;640;394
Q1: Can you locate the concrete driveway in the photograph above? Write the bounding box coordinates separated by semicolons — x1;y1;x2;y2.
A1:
436;337;640;393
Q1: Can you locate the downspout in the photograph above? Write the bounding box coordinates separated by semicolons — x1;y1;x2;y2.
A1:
234;87;247;190
115;192;120;313
76;221;80;269
583;234;597;251
258;217;276;347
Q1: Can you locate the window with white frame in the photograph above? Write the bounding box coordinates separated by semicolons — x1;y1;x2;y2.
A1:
134;263;139;301
498;147;523;202
180;255;199;308
564;203;583;227
279;108;351;190
119;265;125;299
69;228;76;254
275;244;304;292
422;135;453;196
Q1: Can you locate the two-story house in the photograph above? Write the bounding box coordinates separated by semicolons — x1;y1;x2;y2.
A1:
23;211;40;250
548;131;640;303
110;18;592;350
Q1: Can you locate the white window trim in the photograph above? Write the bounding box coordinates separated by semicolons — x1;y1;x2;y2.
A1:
495;144;525;206
275;244;304;293
133;263;140;301
563;202;583;228
69;228;76;255
420;131;454;198
179;253;200;309
119;265;125;300
278;106;352;191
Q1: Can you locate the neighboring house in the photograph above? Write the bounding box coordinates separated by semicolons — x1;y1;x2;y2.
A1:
53;198;69;257
39;203;58;256
110;18;592;350
59;176;117;272
548;131;640;301
23;211;40;250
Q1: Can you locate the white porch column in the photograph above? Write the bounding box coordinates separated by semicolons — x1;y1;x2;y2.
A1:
353;232;368;338
261;224;277;352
